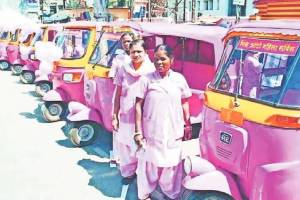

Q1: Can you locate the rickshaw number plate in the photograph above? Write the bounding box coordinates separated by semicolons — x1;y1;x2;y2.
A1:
220;132;232;144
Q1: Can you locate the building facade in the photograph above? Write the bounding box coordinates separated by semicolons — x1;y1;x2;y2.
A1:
168;0;255;22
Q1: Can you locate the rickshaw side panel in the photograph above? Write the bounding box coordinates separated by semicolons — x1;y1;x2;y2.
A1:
94;77;115;132
201;105;300;197
7;44;19;64
251;161;300;200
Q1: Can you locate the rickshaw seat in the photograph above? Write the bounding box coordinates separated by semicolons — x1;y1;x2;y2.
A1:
182;62;215;90
172;60;183;72
188;93;203;116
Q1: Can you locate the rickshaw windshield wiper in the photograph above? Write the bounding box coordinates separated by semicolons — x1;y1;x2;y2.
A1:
92;39;120;69
234;50;243;108
90;31;105;69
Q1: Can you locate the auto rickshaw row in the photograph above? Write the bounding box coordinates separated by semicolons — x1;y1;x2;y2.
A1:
0;19;300;200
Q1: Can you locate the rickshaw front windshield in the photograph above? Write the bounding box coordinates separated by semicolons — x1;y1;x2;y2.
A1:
212;37;300;108
10;29;19;42
30;29;45;46
89;32;122;67
54;29;91;59
0;31;9;40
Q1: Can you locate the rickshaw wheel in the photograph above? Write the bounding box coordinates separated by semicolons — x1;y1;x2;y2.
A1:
11;64;23;75
35;81;52;97
20;71;35;84
69;122;98;147
42;102;67;122
181;190;234;200
0;61;10;70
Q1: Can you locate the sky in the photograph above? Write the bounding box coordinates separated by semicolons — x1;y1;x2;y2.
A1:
0;0;20;11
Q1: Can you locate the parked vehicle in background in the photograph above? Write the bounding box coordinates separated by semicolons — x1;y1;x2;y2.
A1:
67;21;227;146
20;24;63;84
67;23;138;146
10;26;41;75
40;22;100;122
0;28;20;71
0;29;10;70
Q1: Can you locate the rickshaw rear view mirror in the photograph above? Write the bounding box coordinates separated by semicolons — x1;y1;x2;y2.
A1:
29;53;36;60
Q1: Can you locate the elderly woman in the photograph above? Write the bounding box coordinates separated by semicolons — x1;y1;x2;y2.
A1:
134;44;192;200
112;39;154;180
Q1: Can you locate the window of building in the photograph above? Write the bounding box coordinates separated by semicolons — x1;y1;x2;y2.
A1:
204;0;208;10
204;0;213;10
208;0;213;10
197;0;201;11
216;0;220;10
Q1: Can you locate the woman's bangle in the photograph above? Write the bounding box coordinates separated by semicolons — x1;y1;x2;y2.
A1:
134;130;142;137
134;132;143;141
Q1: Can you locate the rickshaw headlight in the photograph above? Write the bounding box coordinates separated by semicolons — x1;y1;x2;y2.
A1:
63;72;82;83
266;114;300;128
63;73;73;82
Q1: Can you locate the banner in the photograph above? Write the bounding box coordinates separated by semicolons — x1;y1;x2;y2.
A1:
237;38;300;56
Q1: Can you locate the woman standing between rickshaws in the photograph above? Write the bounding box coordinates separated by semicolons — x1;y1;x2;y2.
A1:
134;44;192;200
112;39;155;181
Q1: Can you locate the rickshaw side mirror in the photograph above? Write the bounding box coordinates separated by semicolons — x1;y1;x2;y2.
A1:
29;53;36;60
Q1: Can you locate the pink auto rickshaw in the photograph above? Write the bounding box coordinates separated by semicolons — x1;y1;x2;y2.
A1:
20;25;62;84
67;23;139;146
0;28;20;71
10;25;42;75
182;20;300;200
67;22;227;146
0;30;10;69
40;22;100;122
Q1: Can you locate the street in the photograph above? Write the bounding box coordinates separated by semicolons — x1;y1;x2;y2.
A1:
0;70;137;200
0;70;199;200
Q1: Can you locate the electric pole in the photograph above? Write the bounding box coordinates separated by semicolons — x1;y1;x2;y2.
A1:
183;0;186;22
175;0;178;23
148;0;151;21
191;0;195;22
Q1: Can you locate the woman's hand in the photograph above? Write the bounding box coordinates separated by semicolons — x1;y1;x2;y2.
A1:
112;117;119;131
134;133;144;147
183;125;193;141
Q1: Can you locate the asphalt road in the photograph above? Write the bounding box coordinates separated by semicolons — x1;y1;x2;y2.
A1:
0;70;199;200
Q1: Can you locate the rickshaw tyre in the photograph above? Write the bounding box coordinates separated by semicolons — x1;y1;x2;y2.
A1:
69;122;98;147
0;61;10;71
42;106;60;122
11;64;23;76
20;71;35;84
43;102;67;122
35;82;53;97
181;189;234;200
